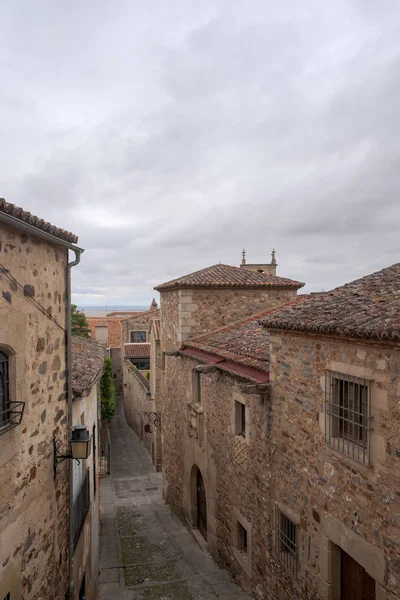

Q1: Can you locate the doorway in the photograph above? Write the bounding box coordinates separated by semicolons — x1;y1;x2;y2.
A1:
196;469;207;541
341;550;375;600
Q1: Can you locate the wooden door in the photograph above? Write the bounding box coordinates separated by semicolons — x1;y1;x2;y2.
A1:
341;550;375;600
197;470;207;540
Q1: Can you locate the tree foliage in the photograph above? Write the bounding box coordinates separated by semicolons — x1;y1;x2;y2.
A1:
100;357;116;422
71;304;91;338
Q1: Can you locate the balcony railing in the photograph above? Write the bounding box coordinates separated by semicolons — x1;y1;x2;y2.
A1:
73;469;90;551
0;401;25;437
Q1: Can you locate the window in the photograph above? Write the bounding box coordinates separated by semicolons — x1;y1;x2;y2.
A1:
237;522;248;554
130;358;150;370
274;507;297;576
192;371;201;404
235;401;246;437
130;331;146;343
325;371;371;465
0;352;9;427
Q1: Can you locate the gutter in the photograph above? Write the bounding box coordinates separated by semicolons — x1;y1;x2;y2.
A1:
0;212;84;599
66;248;83;600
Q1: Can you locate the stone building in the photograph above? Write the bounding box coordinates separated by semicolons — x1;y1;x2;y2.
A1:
71;337;104;600
120;306;160;346
0;199;86;600
122;318;162;471
260;263;400;600
154;261;303;350
159;259;399;600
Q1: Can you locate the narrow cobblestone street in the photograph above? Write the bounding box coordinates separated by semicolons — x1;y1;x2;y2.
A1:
99;397;251;600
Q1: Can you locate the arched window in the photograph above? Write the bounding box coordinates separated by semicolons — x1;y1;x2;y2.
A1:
0;351;9;426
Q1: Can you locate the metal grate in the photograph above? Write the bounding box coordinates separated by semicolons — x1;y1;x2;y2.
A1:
274;507;297;577
73;468;90;551
325;371;371;465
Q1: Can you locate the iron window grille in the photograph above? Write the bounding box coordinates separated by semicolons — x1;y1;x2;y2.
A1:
130;331;146;343
274;507;297;577
0;352;25;436
325;371;371;465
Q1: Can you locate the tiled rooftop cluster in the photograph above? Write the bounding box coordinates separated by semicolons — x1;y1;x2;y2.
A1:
86;317;122;348
155;264;304;291
261;263;400;341
152;318;160;341
0;198;79;244
72;336;104;398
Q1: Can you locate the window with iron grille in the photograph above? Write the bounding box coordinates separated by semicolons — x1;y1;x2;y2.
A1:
0;352;9;427
274;507;297;576
130;330;146;343
325;371;371;465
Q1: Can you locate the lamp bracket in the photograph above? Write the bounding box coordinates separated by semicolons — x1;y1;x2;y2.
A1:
53;437;80;478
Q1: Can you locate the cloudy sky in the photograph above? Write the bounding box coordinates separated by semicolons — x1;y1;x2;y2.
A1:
1;1;399;306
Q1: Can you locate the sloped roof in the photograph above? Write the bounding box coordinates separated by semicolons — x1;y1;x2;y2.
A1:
87;317;122;348
72;337;104;398
261;263;400;342
154;264;304;291
0;198;78;244
152;318;160;341
124;343;150;358
120;308;160;323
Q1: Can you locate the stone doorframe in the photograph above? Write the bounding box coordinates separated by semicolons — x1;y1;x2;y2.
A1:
319;514;388;600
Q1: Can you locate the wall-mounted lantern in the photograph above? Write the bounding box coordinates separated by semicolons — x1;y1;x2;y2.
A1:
54;425;92;477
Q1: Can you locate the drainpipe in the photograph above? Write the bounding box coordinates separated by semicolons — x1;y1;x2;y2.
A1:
67;248;83;600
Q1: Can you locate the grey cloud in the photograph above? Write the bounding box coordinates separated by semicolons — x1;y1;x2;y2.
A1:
1;0;400;304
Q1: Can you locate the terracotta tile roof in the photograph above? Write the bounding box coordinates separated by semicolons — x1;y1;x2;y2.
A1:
87;317;122;348
72;337;104;398
152;319;160;341
261;263;400;342
106;311;142;317
184;309;276;373
0;198;78;244
124;343;150;358
120;308;160;322
154;264;303;291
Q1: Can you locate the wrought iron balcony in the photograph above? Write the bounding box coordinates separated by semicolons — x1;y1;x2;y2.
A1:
0;401;25;436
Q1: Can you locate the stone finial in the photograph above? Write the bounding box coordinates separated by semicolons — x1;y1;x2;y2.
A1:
150;298;158;310
271;248;276;265
241;248;246;266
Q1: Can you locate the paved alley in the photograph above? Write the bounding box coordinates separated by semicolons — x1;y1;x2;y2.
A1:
99;397;251;600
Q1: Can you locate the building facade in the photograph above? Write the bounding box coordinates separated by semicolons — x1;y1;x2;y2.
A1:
159;260;399;600
0;200;81;599
71;337;104;600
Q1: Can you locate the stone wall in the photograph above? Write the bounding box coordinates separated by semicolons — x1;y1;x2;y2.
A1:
121;311;158;346
0;222;69;600
267;331;400;600
123;359;162;467
162;333;399;600
149;326;162;470
160;287;297;350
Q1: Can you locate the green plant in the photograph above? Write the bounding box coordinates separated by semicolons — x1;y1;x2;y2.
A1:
71;304;91;338
146;371;150;380
100;357;116;422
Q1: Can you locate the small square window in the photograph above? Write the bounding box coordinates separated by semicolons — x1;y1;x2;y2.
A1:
274;507;297;576
235;401;246;437
130;331;147;343
237;522;248;554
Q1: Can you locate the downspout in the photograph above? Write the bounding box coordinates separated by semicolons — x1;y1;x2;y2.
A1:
67;248;83;600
